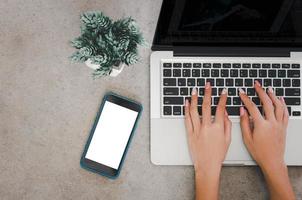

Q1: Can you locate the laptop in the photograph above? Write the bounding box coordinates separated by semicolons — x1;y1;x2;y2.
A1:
150;0;302;165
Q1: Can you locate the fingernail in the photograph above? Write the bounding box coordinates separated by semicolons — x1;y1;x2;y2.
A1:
268;86;273;93
238;88;245;94
221;88;227;95
205;82;210;89
240;107;245;116
191;87;197;95
254;80;261;87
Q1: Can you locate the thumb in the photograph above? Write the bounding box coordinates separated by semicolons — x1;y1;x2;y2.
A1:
240;107;252;145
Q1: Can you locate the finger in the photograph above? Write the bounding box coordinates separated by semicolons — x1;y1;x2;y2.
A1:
215;88;227;123
224;110;232;145
184;99;193;134
240;107;253;145
267;86;284;122
239;88;263;121
254;80;275;120
202;82;212;124
280;97;289;127
190;87;201;131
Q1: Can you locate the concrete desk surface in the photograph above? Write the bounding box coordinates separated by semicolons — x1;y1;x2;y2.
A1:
0;0;301;199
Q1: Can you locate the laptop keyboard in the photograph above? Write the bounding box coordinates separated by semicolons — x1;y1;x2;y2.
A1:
162;61;301;117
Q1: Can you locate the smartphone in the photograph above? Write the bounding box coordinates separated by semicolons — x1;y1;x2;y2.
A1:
80;93;142;179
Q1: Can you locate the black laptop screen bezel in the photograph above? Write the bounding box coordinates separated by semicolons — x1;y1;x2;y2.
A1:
151;0;302;51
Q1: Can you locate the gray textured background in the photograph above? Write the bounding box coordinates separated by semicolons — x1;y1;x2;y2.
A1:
0;0;301;199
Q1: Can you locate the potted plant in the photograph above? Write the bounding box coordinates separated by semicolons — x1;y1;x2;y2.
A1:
70;11;145;77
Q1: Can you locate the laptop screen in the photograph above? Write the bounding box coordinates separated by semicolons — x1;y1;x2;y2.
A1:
152;0;302;48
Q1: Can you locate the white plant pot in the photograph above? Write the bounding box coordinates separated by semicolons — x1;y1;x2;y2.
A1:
85;59;124;77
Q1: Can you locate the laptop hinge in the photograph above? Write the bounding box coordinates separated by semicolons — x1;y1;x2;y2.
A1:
173;46;292;57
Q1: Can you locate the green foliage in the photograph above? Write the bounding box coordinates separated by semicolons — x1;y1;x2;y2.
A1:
70;11;145;77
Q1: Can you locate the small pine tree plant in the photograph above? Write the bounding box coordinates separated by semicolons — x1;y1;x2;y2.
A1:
70;11;145;77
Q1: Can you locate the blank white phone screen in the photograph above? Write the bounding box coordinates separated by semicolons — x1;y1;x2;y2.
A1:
85;101;138;169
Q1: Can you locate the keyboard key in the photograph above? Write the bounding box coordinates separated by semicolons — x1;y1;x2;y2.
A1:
252;63;261;68
216;79;224;86
221;69;229;77
198;97;203;105
173;69;181;77
223;63;231;68
247;88;255;96
212;88;217;96
187;78;195;86
282;64;290;68
202;69;210;77
183;63;192;68
213;63;221;68
199;88;204;95
227;97;232;105
292;79;300;87
226;79;234;86
284;98;300;105
164;78;176;86
278;70;286;77
203;63;211;68
233;97;241;105
264;79;272;87
173;106;181;115
233;63;241;68
288;70;300;78
211;69;219;77
178;78;186;86
273;79;281;87
180;88;188;95
287;107;292;116
240;69;248;77
197;106;202;115
249;70;257;77
259;70;267;77
163;106;172;115
272;64;281;68
228;88;236;96
268;70;277;77
163;63;172;68
214;97;220;105
285;88;300;96
245;79;253;86
230;69;238;77
164;97;184;105
173;63;181;68
283;79;291;87
211;106;217;115
206;78;215;86
218;88;224;95
235;79;243;86
275;88;284;96
242;63;251;68
193;63;201;68
197;79;205;86
292;64;300;69
262;64;270;68
192;69;200;77
252;97;261;105
164;88;179;95
226;106;240;116
183;69;191;77
293;111;301;116
163;69;172;77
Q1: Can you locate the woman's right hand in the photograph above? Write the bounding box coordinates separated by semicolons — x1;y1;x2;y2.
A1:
238;80;288;170
239;80;295;199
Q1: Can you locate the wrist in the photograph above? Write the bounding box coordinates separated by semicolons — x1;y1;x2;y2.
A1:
195;164;222;180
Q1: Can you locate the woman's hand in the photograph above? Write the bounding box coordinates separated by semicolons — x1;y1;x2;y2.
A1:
185;82;232;200
239;80;295;199
239;81;288;170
